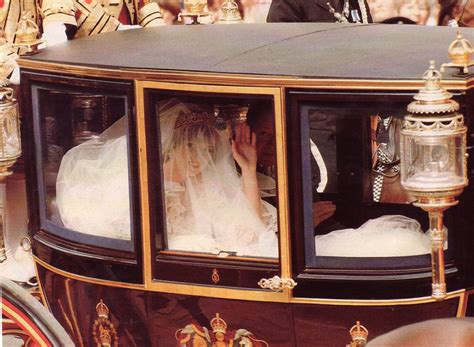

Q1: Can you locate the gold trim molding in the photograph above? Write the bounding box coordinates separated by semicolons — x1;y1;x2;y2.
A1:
35;255;470;309
291;289;465;306
34;256;146;291
17;59;473;91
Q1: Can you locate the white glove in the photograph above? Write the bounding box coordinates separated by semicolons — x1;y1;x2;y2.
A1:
117;24;141;31
42;23;68;47
9;65;20;85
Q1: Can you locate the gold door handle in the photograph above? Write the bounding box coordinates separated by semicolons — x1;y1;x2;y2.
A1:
258;276;297;292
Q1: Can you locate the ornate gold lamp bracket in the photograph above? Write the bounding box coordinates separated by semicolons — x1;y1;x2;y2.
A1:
400;61;468;301
258;276;297;292
346;321;369;347
440;31;474;75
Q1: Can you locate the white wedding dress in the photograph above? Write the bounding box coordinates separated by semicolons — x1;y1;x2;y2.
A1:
56;117;131;240
56;99;278;258
315;215;433;257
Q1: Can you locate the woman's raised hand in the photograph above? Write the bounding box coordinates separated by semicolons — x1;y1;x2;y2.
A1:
231;123;257;174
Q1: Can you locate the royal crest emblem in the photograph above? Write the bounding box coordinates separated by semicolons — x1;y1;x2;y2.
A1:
92;299;119;347
175;313;269;347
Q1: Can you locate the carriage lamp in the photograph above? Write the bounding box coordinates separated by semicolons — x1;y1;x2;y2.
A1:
216;0;242;24
12;12;43;55
180;0;210;24
0;86;21;263
440;31;474;75
400;61;468;301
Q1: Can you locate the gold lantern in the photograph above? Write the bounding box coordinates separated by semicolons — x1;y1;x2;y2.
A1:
216;0;242;24
180;0;210;24
0;86;21;263
400;61;468;300
440;31;474;75
0;31;21;262
12;12;43;55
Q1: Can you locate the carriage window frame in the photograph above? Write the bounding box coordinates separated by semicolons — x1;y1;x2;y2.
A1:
288;90;457;277
30;80;138;255
138;82;285;288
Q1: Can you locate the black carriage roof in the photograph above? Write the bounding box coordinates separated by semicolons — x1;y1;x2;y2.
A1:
23;23;474;80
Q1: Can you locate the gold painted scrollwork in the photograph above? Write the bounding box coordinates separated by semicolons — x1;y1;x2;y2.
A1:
211;268;220;284
92;299;119;347
258;276;297;292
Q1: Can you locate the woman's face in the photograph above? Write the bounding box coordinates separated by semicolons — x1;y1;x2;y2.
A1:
399;0;420;22
174;136;216;178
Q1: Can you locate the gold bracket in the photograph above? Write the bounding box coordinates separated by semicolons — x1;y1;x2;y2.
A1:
258;276;297;292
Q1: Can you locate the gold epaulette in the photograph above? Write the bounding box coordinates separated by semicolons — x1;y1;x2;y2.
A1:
42;0;76;26
75;2;120;38
138;2;164;27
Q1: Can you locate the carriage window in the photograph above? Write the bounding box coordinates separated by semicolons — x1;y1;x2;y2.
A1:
154;96;279;259
298;97;452;269
33;86;134;251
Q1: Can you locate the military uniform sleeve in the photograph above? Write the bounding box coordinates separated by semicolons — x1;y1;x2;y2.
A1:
363;0;373;23
266;0;305;22
137;2;164;27
42;0;77;26
74;0;121;38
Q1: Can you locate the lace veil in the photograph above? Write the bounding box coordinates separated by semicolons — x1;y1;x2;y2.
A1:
159;99;278;258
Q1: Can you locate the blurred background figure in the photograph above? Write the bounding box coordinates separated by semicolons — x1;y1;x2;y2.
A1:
439;0;474;26
367;0;439;25
159;0;182;25
241;0;272;23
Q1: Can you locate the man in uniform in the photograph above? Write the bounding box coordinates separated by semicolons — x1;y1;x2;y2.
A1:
267;0;372;24
439;0;474;26
41;0;164;40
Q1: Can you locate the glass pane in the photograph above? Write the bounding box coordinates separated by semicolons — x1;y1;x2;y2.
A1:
156;96;279;259
301;100;440;264
402;135;465;189
35;87;133;250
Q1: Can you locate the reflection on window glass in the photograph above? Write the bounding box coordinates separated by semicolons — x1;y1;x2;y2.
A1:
38;89;132;243
158;98;278;258
303;104;437;258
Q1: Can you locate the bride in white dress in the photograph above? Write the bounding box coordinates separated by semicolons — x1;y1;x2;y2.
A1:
56;98;278;258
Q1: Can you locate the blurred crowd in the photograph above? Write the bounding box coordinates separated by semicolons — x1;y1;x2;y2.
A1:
160;0;471;26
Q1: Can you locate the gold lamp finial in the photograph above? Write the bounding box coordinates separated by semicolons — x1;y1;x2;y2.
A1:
408;61;459;115
210;313;227;334
12;11;43;55
347;321;369;346
217;0;242;24
441;31;474;74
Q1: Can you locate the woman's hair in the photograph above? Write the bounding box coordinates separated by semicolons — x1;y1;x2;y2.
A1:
168;122;221;161
161;103;221;164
